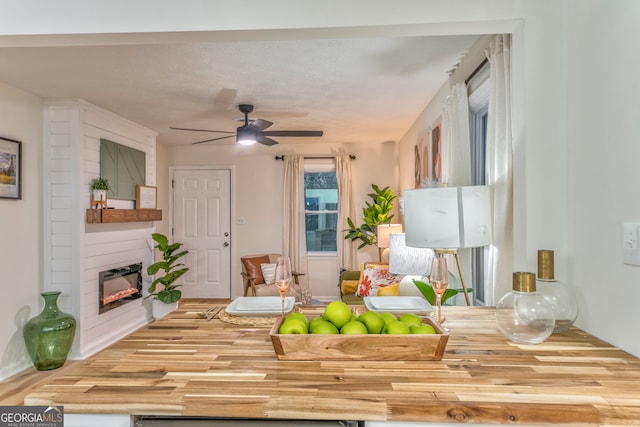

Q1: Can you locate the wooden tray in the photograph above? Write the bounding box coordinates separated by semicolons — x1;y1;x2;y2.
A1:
269;315;449;361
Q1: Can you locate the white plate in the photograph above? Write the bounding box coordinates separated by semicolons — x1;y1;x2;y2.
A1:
226;296;295;316
364;296;433;313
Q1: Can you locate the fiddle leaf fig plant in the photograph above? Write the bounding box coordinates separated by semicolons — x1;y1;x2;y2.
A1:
412;279;472;306
146;233;189;304
344;184;396;249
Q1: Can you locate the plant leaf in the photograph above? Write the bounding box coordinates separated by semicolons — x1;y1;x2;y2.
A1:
412;280;436;305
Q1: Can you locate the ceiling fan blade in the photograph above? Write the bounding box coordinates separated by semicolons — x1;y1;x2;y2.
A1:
257;134;278;146
250;119;273;131
263;130;323;137
192;135;235;145
171;126;234;134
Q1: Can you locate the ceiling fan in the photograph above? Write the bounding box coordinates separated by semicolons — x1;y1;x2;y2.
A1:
171;104;323;146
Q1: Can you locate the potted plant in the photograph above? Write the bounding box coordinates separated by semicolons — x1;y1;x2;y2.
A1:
90;177;111;208
344;184;396;249
146;233;189;319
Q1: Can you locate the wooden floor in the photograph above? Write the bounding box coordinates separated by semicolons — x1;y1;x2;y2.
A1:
7;300;640;425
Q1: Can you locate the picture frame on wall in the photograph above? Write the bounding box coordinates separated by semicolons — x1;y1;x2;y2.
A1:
0;137;21;200
431;121;442;185
136;185;157;209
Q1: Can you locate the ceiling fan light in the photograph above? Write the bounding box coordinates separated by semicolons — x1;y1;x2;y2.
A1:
237;127;257;145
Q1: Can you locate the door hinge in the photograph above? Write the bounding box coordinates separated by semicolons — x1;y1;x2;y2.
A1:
171;179;174;189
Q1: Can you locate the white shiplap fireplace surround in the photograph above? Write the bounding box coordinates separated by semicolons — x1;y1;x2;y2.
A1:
43;99;158;359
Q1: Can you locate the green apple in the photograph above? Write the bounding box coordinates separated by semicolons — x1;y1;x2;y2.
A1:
358;311;385;334
279;318;308;334
323;301;353;329
399;313;422;328
309;315;326;331
310;320;339;334
340;320;368;335
380;312;398;325
382;320;411;334
286;312;310;331
410;323;437;334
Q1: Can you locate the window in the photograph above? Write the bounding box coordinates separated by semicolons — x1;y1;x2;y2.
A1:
304;160;338;252
468;61;490;305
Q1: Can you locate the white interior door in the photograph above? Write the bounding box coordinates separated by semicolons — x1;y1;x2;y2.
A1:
172;168;231;298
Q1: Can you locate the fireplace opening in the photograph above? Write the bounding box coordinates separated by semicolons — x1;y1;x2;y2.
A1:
99;263;143;314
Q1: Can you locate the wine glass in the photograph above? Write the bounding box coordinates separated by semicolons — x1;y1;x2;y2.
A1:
274;256;292;316
429;255;449;324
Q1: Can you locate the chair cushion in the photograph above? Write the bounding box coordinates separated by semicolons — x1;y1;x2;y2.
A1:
341;292;364;305
260;263;276;285
255;283;281;297
241;255;271;284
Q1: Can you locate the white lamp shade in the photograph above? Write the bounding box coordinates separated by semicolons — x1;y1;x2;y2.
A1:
460;186;492;247
376;224;403;248
388;233;434;276
403;186;492;249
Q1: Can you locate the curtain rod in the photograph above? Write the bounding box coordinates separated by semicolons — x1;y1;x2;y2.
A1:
275;155;356;161
464;57;489;85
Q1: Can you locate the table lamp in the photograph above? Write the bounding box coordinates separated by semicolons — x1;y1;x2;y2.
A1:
376;224;403;263
402;186;492;306
388;233;433;276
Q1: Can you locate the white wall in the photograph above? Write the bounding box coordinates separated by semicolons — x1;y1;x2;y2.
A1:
565;0;640;353
0;82;44;378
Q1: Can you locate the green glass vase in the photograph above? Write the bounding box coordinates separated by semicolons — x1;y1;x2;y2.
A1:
23;291;77;371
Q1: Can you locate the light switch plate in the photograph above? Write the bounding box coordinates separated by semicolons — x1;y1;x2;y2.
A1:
623;222;640;265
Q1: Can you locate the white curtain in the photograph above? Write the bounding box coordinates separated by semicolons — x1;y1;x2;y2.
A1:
486;34;514;305
336;155;356;271
442;82;472;186
282;155;309;287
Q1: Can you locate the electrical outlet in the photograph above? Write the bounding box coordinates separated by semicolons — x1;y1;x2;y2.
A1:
623;222;640;265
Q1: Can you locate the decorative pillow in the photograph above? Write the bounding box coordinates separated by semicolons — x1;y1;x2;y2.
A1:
241;255;270;284
376;282;400;296
260;263;276;285
340;279;360;295
356;263;402;297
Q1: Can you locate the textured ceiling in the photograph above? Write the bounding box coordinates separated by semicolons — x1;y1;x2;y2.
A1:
0;34;479;146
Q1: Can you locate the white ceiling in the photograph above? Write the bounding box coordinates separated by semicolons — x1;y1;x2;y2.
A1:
0;34;479;146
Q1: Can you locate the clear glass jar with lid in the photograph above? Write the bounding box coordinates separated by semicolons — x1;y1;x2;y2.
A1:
496;272;555;344
535;249;579;333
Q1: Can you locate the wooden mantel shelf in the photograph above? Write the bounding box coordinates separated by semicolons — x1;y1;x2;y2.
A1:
86;208;162;223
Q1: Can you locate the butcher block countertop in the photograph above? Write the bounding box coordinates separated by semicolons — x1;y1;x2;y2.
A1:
22;300;640;425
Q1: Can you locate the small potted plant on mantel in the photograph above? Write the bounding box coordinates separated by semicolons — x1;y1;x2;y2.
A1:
90;177;111;209
146;232;190;320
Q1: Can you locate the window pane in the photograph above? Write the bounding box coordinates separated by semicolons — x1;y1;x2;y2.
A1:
304;169;338;252
306;214;337;251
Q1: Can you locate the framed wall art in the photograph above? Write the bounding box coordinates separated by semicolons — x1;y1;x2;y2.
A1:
430;121;443;185
136;185;157;209
0;137;21;200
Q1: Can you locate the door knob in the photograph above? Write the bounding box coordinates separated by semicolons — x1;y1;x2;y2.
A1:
224;232;229;237
223;242;229;247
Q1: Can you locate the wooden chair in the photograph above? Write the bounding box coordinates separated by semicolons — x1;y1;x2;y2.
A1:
240;254;304;296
